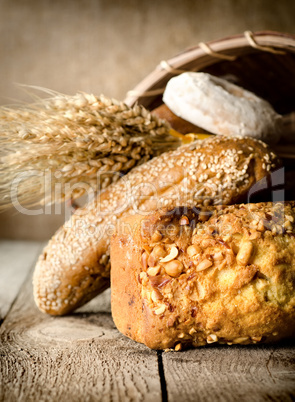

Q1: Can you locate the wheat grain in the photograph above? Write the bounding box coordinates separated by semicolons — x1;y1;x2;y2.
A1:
0;91;180;209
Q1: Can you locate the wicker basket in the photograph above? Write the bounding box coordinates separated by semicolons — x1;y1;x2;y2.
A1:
125;30;295;160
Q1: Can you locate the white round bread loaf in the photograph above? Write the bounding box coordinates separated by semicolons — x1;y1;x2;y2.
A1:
163;72;282;144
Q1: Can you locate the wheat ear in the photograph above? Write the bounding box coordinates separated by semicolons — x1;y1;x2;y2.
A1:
0;91;180;209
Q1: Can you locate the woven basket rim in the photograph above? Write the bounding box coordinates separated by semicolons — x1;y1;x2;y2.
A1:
181;30;295;54
124;30;295;107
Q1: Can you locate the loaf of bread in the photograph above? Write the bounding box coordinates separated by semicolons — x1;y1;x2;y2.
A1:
111;201;295;350
151;104;209;135
163;72;282;144
33;136;279;315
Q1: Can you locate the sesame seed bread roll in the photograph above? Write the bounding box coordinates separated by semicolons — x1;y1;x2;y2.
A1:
33;136;279;315
111;202;295;350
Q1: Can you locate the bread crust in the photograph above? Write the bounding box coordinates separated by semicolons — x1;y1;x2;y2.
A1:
151;104;208;134
111;202;295;350
163;72;282;144
33;136;279;315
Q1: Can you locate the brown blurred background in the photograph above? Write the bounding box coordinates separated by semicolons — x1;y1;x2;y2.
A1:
1;0;295;240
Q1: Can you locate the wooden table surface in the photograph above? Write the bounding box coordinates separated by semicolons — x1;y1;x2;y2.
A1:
1;241;295;402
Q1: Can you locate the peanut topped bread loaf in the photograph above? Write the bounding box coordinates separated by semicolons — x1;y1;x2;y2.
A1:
111;202;295;350
33;136;279;315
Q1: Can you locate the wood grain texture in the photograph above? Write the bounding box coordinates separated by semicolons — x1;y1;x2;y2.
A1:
0;274;161;402
1;0;295;241
162;344;295;402
1;241;295;401
0;241;43;321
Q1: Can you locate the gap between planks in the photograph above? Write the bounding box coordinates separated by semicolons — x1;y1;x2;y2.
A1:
0;267;163;402
161;340;295;402
1;241;295;402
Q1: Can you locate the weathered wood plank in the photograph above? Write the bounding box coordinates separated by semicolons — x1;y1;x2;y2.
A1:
162;343;295;402
2;241;295;402
0;274;161;402
0;241;43;321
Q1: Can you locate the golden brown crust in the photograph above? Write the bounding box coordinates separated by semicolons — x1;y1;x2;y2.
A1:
111;215;145;342
33;136;280;315
111;202;295;350
151;104;209;134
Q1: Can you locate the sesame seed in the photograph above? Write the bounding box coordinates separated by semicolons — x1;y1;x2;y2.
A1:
33;136;281;314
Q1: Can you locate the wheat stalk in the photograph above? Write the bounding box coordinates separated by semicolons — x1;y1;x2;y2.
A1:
0;90;180;209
